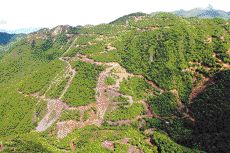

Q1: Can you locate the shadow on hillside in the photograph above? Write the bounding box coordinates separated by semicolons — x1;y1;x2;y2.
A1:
187;70;230;152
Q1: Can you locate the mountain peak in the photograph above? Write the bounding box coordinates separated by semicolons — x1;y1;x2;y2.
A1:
171;5;230;19
51;25;71;36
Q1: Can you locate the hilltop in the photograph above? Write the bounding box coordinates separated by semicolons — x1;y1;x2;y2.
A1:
0;13;229;152
172;5;230;19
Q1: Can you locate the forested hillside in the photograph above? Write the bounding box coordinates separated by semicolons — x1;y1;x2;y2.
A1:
0;13;229;152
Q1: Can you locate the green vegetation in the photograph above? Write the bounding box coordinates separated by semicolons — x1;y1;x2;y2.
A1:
152;131;197;153
83;111;90;121
46;74;69;99
31;37;63;61
55;33;68;45
0;12;229;152
19;60;66;95
1;132;63;152
0;88;37;137
79;24;127;35
104;76;116;85
188;70;230;152
89;50;121;62
59;110;80;121
116;15;229;103
0;41;47;137
63;61;103;106
34;101;47;125
51;126;157;152
120;77;159;101
145;118;192;143
148;92;178;117
3;139;52;153
110;12;149;24
80;42;105;54
118;28;194;102
105;103;145;121
111;95;129;103
146;70;230;152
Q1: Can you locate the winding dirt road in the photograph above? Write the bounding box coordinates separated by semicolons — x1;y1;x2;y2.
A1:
20;50;158;138
59;57;76;100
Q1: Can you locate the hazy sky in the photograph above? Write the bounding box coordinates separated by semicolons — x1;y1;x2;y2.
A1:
0;0;229;30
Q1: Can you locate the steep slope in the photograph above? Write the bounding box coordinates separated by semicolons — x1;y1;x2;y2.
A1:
187;70;230;152
0;13;229;152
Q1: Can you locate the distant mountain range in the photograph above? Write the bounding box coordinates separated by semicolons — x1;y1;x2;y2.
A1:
0;5;229;36
0;32;24;46
0;32;24;56
0;28;41;34
118;6;229;23
0;32;17;45
171;5;230;19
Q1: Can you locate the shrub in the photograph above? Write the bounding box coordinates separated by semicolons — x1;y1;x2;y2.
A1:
59;110;80;121
105;76;116;85
120;77;157;101
63;61;103;106
105;103;145;121
148;92;178;117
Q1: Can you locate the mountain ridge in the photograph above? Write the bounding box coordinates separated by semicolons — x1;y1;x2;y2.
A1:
0;12;229;152
171;5;230;19
1;6;229;35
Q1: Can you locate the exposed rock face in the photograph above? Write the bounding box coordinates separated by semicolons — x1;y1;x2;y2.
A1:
0;144;4;152
27;25;72;41
70;141;76;151
36;100;68;132
102;140;114;150
51;25;71;36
